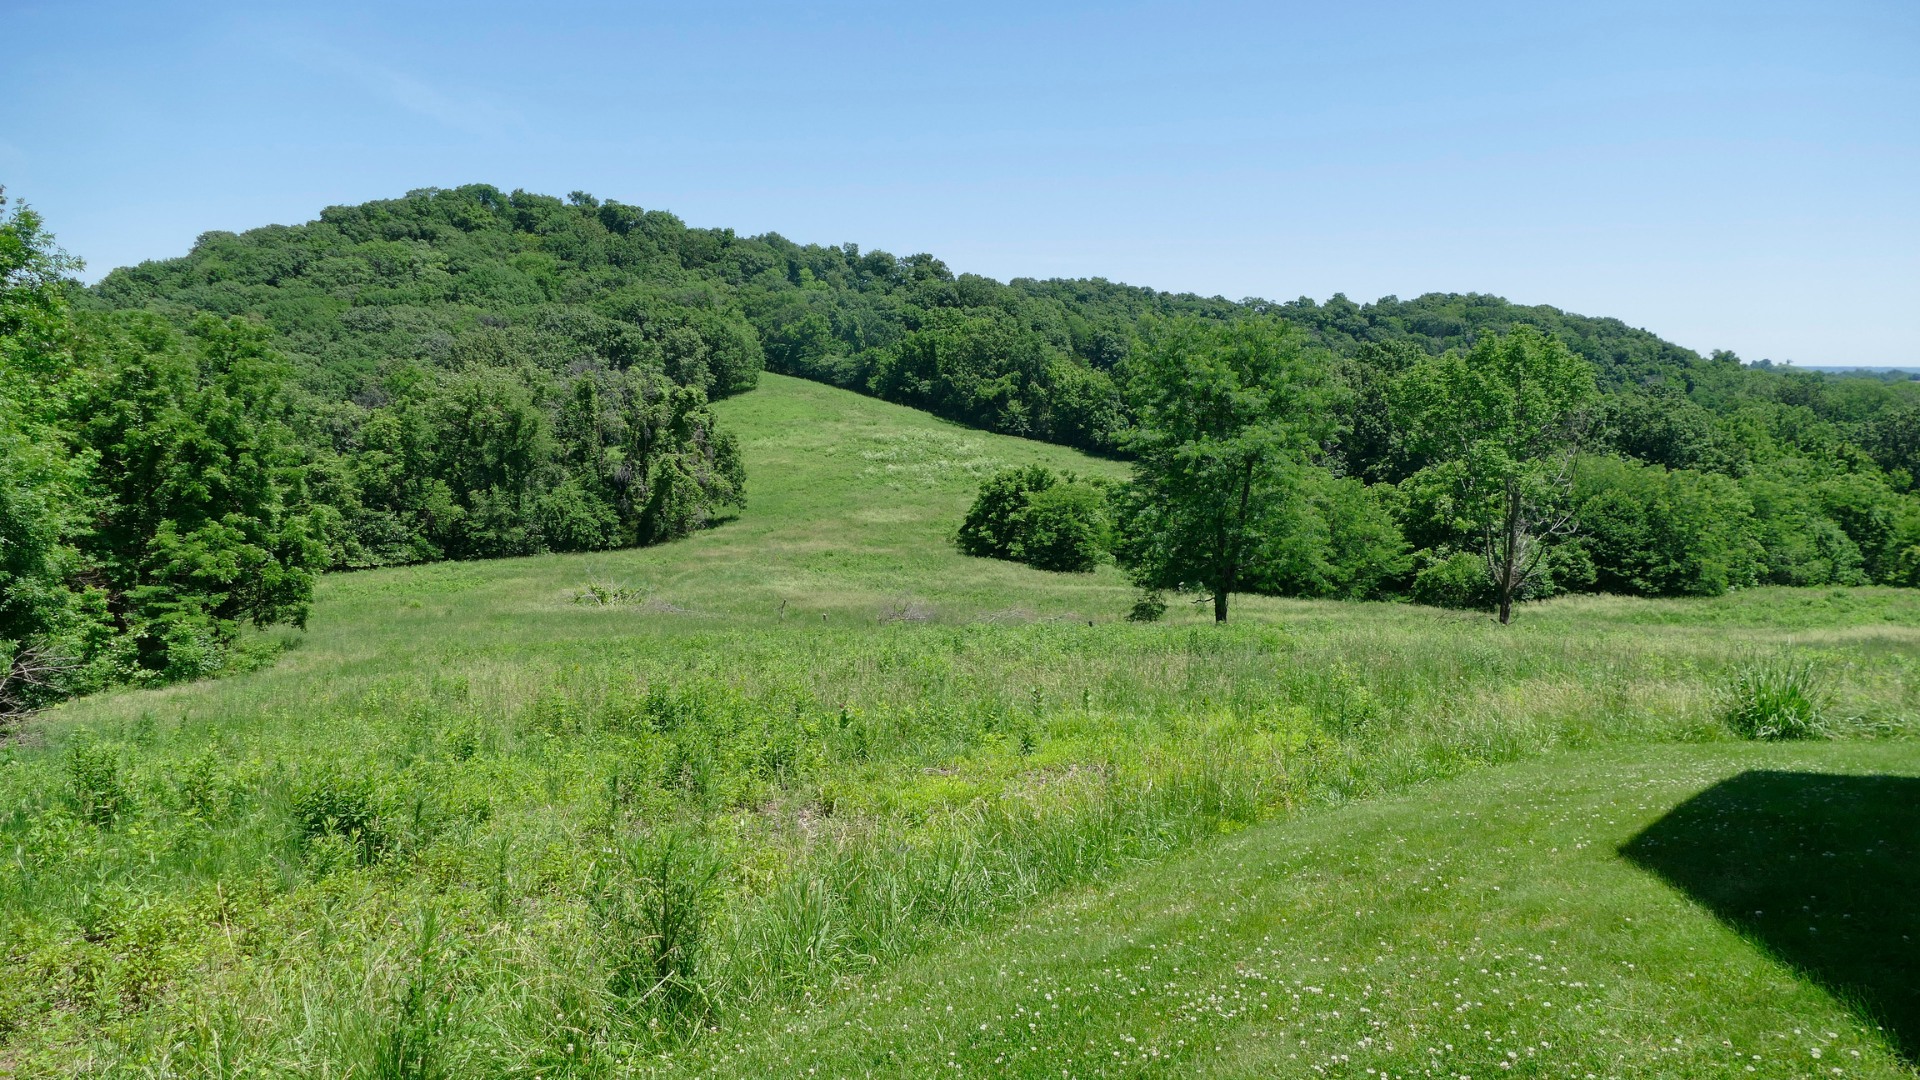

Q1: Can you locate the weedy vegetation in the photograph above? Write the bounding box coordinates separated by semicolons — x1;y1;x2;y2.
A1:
1724;655;1832;741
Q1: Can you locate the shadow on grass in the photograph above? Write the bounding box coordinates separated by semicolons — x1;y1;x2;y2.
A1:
1621;770;1920;1064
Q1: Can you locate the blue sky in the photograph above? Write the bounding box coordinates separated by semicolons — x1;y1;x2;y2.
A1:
4;0;1915;364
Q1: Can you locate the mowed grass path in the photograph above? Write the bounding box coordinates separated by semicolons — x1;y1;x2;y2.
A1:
694;741;1920;1079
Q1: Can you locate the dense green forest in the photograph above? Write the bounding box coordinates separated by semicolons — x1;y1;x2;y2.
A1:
3;187;750;713
5;182;1920;707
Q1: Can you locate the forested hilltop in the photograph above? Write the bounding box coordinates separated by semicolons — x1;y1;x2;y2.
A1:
91;184;1917;465
94;184;1818;452
3;187;750;714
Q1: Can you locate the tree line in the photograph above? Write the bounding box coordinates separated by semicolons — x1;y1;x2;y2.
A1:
87;183;1919;495
965;320;1920;621
92;184;1709;462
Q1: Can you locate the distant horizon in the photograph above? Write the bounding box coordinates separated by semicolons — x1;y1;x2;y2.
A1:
1787;364;1920;372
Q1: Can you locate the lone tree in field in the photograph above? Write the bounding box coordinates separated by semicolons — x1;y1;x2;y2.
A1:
1403;327;1598;624
1113;317;1334;623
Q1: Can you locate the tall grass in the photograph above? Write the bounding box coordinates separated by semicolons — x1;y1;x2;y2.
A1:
4;611;1913;1074
1724;655;1830;740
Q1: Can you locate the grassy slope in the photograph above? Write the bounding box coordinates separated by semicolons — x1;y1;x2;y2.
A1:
700;741;1920;1078
37;371;1915;727
28;371;1144;748
1;373;1916;1076
214;372;1136;707
313;370;1134;635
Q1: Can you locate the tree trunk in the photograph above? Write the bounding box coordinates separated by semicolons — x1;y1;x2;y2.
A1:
1496;475;1519;625
1213;451;1259;622
1212;458;1253;626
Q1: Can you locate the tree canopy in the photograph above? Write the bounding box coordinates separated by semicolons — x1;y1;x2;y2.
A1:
1112;318;1339;622
91;184;1920;623
1399;327;1598;623
3;188;752;715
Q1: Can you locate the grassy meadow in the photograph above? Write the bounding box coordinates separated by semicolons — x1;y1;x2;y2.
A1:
1;374;1917;1076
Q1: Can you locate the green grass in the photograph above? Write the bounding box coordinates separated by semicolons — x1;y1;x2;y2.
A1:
694;741;1919;1078
1;373;1916;1076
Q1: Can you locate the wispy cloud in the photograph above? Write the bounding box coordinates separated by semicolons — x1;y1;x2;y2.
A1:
268;31;525;139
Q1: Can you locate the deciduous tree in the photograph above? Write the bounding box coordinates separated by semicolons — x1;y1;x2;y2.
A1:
1113;317;1335;622
1401;328;1597;623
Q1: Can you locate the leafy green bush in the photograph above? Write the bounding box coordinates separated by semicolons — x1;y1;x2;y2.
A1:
1126;589;1168;622
1408;543;1588;611
958;466;1109;573
957;465;1051;560
291;769;389;859
1723;657;1829;740
1411;550;1493;610
1017;482;1110;572
167;748;238;820
66;739;132;827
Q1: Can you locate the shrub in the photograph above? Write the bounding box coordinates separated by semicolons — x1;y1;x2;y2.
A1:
957;465;1054;560
1723;657;1828;741
152;608;230;682
958;466;1109;573
1017;482;1109;572
1409;542;1585;611
291;769;389;858
66;740;132;827
1411;550;1493;610
170;749;237;820
1126;589;1168;623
